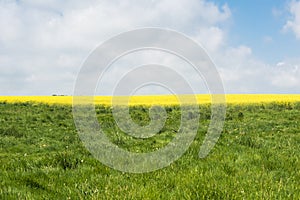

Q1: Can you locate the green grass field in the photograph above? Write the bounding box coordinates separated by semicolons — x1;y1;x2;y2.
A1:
1;102;300;199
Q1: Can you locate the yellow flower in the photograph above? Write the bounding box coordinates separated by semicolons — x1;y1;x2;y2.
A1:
0;94;299;106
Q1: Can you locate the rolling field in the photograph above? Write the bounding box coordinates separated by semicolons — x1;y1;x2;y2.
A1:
0;95;300;199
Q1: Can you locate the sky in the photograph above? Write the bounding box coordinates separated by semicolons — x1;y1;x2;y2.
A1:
0;0;300;95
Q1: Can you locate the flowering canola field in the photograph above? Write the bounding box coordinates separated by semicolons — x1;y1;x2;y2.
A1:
0;94;299;106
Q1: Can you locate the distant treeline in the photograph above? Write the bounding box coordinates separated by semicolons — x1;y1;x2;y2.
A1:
52;94;68;96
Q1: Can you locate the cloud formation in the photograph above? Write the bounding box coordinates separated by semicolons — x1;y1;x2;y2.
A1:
284;0;300;39
0;0;299;95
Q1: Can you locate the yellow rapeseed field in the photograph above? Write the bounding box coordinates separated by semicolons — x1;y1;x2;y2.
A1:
0;94;299;106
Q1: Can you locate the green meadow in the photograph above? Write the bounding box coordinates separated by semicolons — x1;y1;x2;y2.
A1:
1;102;299;199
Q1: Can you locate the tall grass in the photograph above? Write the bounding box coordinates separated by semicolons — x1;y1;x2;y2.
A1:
0;102;299;199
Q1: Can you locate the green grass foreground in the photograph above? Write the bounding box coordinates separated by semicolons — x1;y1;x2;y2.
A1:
0;101;300;199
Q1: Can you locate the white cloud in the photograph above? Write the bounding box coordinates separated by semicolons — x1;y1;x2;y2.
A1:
194;26;225;53
0;0;299;95
271;64;300;88
276;62;285;67
0;2;22;44
283;0;300;39
0;0;233;95
214;44;300;93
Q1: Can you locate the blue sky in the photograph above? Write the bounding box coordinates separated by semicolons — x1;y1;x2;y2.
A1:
0;0;299;95
214;0;299;64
